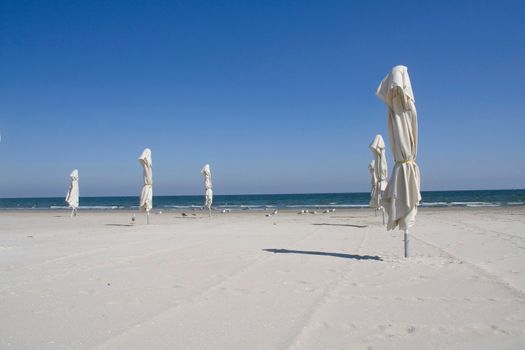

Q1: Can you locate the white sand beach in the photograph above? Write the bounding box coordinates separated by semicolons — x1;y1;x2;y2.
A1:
1;207;525;349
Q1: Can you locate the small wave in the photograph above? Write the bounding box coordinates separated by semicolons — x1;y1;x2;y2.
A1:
420;201;506;207
450;201;501;207
80;206;125;210
285;204;368;208
50;205;126;210
162;205;201;209
420;202;449;207
507;202;524;205
0;207;57;210
217;205;266;208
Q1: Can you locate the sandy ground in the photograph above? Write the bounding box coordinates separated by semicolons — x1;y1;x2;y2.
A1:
1;207;524;349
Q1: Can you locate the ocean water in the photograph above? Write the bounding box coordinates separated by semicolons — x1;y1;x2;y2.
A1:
0;190;524;210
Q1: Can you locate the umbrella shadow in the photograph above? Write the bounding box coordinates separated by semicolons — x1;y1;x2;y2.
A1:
105;224;134;227
263;249;382;261
312;223;368;228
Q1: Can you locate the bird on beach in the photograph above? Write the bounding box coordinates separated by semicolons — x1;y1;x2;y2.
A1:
266;209;279;217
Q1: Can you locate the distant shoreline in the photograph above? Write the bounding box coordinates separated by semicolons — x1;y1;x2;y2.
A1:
1;189;524;210
1;188;524;200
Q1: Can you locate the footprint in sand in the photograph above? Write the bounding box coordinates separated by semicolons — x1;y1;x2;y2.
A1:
342;323;358;331
313;321;330;329
491;324;509;335
232;288;251;295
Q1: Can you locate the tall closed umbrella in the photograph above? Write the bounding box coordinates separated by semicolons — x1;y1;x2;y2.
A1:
369;134;388;224
201;164;213;216
65;169;79;217
138;148;153;224
376;65;421;257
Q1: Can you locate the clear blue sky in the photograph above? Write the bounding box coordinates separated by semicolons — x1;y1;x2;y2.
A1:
1;0;524;197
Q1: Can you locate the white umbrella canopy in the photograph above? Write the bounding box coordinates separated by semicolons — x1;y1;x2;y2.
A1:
65;169;79;216
138;149;153;222
201;164;213;214
376;65;421;233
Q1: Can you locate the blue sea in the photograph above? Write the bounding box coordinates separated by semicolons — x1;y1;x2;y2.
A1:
0;190;524;211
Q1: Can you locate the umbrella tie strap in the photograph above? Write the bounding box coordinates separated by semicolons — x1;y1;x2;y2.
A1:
396;159;414;164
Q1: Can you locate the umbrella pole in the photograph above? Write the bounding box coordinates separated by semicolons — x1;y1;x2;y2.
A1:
375;185;381;218
382;208;385;225
404;229;409;258
70;208;74;217
208;207;211;217
147;210;150;224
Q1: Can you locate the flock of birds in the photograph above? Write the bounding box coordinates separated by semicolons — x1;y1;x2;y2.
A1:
299;208;337;214
130;207;337;223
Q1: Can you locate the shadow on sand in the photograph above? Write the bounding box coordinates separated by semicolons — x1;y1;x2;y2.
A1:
263;249;382;261
105;224;134;227
312;223;367;228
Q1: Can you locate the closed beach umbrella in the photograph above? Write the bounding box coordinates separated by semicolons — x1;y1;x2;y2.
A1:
138;148;153;224
369;134;388;223
65;169;79;217
369;134;388;195
201;164;213;216
376;65;421;257
368;160;378;207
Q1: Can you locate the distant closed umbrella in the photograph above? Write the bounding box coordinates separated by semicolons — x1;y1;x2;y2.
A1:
201;164;213;216
65;169;79;217
376;65;421;257
369;134;388;224
138;148;153;224
368;160;378;206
